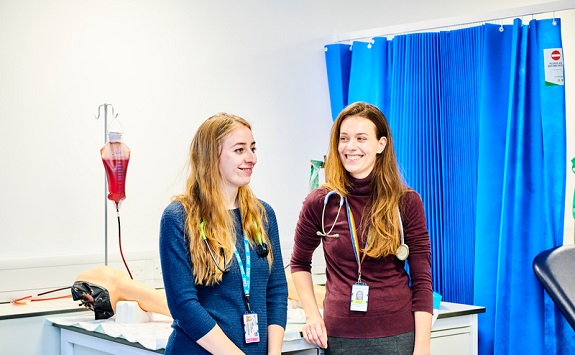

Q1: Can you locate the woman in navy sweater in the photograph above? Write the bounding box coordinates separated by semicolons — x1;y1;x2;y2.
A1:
160;113;288;354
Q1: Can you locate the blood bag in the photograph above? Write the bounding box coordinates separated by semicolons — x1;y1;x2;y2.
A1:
101;132;130;205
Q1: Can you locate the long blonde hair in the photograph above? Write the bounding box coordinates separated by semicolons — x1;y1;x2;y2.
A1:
175;113;271;285
324;102;409;258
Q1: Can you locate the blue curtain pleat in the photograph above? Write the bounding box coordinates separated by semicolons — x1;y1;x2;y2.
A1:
372;37;390;115
530;18;575;354
493;19;544;355
534;19;567;247
389;35;405;142
348;41;373;104
324;43;352;121
474;22;513;355
390;33;446;298
347;37;389;113
323;16;571;354
438;27;481;305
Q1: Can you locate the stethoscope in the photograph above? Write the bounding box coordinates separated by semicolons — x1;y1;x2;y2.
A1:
200;220;269;273
316;191;409;261
316;191;344;238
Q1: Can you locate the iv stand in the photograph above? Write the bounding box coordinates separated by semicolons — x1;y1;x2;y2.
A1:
95;103;118;266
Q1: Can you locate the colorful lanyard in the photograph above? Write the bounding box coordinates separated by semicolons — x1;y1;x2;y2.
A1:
233;236;252;312
345;198;369;283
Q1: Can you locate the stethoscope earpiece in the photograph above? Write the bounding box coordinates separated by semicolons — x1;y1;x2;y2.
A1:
256;242;269;257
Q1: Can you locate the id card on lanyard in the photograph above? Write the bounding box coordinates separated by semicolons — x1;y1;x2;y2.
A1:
234;236;260;344
346;198;369;312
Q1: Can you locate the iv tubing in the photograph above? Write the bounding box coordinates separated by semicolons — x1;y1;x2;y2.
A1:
11;286;71;304
116;204;133;280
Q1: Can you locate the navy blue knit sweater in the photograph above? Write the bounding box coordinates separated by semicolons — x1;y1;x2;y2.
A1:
159;201;288;354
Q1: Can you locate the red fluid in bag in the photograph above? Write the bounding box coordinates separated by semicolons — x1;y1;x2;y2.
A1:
101;133;131;205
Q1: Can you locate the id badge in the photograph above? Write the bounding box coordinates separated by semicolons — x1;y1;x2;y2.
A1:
350;283;369;312
243;312;260;343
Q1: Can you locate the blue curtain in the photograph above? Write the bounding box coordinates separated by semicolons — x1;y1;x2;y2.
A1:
474;18;573;355
324;18;574;355
325;43;352;120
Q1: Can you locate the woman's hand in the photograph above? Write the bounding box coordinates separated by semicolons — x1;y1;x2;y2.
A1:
291;271;328;349
302;314;328;349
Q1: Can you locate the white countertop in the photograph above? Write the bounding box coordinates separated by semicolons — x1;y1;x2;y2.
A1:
0;297;88;320
436;301;485;318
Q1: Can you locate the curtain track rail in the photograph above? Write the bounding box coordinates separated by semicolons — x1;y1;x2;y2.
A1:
334;0;575;43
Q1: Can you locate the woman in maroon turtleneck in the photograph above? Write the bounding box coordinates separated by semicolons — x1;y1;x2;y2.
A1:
290;102;433;355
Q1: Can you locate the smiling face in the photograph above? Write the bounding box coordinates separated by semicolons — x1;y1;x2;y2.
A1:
338;115;387;179
218;124;257;200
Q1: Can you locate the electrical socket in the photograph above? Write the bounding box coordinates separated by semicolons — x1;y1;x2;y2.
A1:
153;258;163;280
129;260;153;281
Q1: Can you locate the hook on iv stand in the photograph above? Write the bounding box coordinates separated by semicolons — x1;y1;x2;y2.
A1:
95;103;118;121
95;103;118;266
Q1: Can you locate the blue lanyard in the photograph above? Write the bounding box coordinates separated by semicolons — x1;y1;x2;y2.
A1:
233;236;252;312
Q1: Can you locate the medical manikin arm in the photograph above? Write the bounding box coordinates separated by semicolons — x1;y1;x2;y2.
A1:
74;266;170;317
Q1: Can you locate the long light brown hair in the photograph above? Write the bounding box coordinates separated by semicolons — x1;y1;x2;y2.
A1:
175;113;271;285
324;102;409;258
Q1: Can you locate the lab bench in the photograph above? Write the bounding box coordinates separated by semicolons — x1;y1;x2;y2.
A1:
0;298;319;354
51;321;320;355
0;298;483;355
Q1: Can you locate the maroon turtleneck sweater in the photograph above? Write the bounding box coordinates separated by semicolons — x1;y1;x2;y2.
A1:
290;175;433;338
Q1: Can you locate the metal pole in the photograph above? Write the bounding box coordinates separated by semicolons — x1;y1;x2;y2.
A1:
96;103;117;266
103;105;108;266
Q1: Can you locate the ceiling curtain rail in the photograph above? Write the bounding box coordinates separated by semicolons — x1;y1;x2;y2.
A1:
333;0;575;42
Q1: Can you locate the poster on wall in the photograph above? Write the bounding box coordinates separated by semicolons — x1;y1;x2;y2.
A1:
544;48;564;86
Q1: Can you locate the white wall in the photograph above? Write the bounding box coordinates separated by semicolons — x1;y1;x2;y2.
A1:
1;0;572;300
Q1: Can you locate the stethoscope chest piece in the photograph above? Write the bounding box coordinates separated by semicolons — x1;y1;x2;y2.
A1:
256;242;269;257
396;243;409;261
